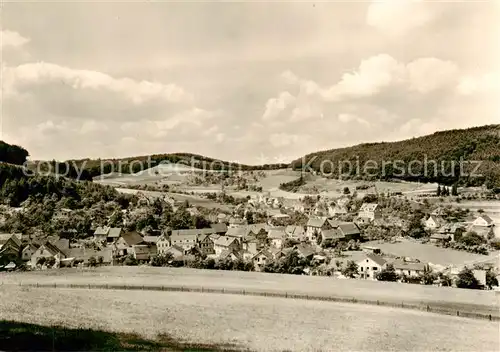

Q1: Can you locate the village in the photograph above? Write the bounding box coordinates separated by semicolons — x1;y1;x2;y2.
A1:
1;183;499;290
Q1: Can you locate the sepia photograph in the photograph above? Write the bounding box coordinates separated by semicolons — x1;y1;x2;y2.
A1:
0;0;499;351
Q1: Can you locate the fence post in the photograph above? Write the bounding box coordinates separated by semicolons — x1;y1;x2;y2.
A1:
377;300;379;306
427;305;430;312
243;289;245;295
457;311;459;317
401;302;404;308
285;292;287;298
489;314;492;321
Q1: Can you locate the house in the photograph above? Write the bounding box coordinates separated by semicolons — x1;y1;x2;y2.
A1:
214;236;241;256
131;244;157;261
271;247;293;261
156;234;171;255
30;242;67;267
357;203;381;222
391;260;427;277
268;228;286;248
143;236;159;245
357;254;387;280
424;215;445;230
336;222;361;241
169;230;198;251
285;225;306;240
329;204;348;217
219;249;241;261
197;234;215;255
93;227;122;243
248;223;269;236
0;233;22;262
229;217;248;228
211;223;228;235
294;244;315;260
252;250;273;272
22;243;40;261
430;233;451;243
113;231;144;257
63;248;113;266
306;217;333;243
473;215;495;228
165;245;185;259
226;226;249;239
318;229;342;247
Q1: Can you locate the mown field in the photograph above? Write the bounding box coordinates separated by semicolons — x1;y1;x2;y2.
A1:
365;239;500;266
2;267;498;316
0;285;498;352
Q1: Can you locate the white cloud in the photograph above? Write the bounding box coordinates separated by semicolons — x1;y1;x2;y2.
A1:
6;62;191;105
406;58;458;93
281;70;299;85
338;113;369;126
1;30;30;48
269;133;303;148
262;91;295;120
457;72;500;95
366;0;435;36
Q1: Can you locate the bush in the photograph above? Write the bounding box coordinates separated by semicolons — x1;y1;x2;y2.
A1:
456;267;481;289
376;264;399;282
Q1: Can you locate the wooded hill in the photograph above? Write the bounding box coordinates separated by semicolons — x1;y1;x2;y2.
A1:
290;125;500;188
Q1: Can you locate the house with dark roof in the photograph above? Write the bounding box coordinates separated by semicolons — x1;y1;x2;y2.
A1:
357;254;387;280
252;250;273;272
268;228;286;248
337;222;361;241
214;236;241;256
197;233;215;255
93;226;122;243
22;243;39;261
306;217;333;243
113;231;144;257
294;244;316;260
211;223;228;235
0;233;22;262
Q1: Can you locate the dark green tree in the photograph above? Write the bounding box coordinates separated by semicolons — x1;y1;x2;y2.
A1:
456;267;481;289
376;264;399;282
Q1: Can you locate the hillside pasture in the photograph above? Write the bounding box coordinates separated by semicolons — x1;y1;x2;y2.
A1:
365;239;499;266
1;286;498;352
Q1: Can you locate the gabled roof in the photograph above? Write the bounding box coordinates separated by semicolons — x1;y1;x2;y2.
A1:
211;223;228;234
143;236;159;244
337;222;360;236
295;244;315;258
197;233;214;243
94;226;110;236
427;215;445;225
285;225;305;237
391;260;426;271
307;217;327;228
0;233;22;247
219;249;241;261
107;228;122;238
226;226;249;238
171;229;201;237
361;254;386;266
252;249;272;260
41;241;66;257
322;229;341;240
268;229;286;240
121;232;144;246
214;236;238;247
476;215;494;225
360;203;378;212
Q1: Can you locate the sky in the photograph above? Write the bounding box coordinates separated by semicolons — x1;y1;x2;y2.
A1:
1;0;499;164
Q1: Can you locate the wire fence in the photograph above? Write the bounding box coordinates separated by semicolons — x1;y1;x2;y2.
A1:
6;281;499;322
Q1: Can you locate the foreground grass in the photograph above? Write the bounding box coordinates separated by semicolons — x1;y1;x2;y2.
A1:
1;286;498;351
0;320;242;351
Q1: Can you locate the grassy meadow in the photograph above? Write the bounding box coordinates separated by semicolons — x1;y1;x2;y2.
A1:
1;285;498;352
2;267;499;316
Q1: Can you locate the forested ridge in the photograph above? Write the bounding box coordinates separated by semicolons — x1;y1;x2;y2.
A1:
291;125;500;187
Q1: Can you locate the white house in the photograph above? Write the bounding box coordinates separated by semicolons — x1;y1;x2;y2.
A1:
473;215;495;228
357;203;381;222
391;260;427;278
424;215;445;230
357;254;387;280
306;217;334;242
268;229;286;248
156;234;171;255
214;236;241;256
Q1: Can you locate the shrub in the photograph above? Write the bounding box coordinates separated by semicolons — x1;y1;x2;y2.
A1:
376;264;399;282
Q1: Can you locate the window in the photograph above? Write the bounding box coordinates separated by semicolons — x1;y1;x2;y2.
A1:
373;267;378;271
360;267;364;272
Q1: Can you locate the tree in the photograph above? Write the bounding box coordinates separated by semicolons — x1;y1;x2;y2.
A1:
343;187;350;195
88;256;97;267
451;183;459;196
376;264;399;282
438;272;452;287
456;267;481;289
486;270;498;289
420;265;436;285
151;253;173;267
341;260;358;278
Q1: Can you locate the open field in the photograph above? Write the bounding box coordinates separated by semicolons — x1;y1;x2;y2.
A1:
2;267;499;316
365;239;500;266
445;200;500;224
1;285;498;351
115;188;232;211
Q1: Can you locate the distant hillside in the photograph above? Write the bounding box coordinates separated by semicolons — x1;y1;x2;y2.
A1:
29;153;288;181
291;125;500;188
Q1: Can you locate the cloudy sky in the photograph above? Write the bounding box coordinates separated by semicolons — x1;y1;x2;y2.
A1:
1;1;499;164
